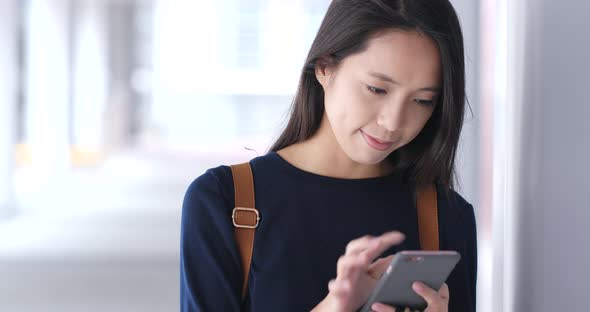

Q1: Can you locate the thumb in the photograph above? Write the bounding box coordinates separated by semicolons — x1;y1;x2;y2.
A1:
367;255;394;279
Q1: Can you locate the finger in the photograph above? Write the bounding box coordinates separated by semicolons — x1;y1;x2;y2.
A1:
367;255;394;279
412;281;442;307
327;279;335;291
438;283;450;301
345;235;375;255
361;231;405;263
371;302;396;312
336;253;367;279
337;232;404;280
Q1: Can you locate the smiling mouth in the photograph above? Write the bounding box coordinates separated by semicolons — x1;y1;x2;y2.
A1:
360;130;395;151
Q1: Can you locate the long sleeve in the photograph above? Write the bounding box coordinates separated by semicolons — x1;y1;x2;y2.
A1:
180;168;242;311
464;203;478;311
446;199;478;312
434;184;478;312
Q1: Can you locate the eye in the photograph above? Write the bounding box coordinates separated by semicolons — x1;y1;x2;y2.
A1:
414;99;435;107
367;85;387;95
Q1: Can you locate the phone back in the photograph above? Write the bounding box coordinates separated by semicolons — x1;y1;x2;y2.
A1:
359;251;461;311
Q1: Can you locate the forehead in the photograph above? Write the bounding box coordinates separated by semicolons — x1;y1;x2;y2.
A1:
341;30;442;85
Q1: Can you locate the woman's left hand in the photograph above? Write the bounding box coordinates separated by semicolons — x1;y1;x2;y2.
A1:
370;282;449;312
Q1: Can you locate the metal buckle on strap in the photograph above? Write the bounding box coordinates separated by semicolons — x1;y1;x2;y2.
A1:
232;207;260;229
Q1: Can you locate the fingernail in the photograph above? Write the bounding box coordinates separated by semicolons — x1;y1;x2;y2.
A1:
412;281;422;291
372;302;384;311
391;231;405;238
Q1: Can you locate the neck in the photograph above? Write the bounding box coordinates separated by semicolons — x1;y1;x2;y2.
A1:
276;114;394;179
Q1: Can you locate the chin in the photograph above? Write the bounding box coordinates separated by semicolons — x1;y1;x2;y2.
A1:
345;147;389;166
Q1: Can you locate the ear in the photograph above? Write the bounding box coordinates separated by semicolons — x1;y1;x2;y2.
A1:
314;58;334;89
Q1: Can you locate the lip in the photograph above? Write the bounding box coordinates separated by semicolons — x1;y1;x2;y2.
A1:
360;130;394;151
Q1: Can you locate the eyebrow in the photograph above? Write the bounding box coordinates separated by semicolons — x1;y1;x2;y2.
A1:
368;71;441;92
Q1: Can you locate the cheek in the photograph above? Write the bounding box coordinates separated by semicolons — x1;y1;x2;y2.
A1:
325;87;375;131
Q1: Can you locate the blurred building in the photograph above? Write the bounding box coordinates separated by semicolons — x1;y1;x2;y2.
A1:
0;1;333;311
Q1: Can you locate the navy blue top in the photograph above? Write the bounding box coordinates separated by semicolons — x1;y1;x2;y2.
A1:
180;151;477;311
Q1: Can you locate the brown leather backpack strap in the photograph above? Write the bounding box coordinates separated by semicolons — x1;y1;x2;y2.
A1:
416;184;439;250
230;163;259;302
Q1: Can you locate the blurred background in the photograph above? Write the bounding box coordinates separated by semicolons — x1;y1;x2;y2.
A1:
0;0;588;311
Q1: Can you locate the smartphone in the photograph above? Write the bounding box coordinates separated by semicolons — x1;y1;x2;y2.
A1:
358;250;461;312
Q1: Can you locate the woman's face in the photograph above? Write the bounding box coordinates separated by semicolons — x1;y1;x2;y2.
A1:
316;30;442;166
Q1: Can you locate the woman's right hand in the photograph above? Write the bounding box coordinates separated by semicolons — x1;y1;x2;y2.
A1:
312;231;406;312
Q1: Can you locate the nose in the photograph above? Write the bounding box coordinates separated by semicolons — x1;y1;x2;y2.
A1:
377;96;407;132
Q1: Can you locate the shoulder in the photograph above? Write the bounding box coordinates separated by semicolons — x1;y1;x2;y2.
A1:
182;165;235;218
438;186;477;246
436;186;477;274
185;165;233;197
437;185;476;230
183;152;278;210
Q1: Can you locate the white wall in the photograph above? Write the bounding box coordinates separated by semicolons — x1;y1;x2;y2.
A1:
0;0;17;218
511;0;590;310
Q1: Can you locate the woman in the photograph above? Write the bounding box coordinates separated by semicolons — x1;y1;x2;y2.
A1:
180;0;477;311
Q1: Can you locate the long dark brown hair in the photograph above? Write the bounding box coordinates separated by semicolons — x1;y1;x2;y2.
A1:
270;0;467;191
